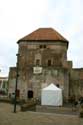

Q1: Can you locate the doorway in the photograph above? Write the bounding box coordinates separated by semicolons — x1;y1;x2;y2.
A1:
16;89;20;97
28;90;33;99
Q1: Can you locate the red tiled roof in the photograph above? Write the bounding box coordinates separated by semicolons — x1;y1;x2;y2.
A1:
18;28;68;43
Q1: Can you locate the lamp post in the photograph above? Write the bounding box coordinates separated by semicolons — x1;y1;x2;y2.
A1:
14;53;19;113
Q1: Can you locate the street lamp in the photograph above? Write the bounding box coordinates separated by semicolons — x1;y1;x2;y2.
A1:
14;53;19;113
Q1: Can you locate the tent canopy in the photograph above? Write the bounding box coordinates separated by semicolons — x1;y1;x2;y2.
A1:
43;83;61;91
41;83;63;106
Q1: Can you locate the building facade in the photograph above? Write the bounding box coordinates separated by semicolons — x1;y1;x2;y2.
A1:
0;77;8;95
8;28;83;101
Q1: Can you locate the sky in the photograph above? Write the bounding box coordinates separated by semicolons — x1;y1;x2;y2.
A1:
0;0;83;76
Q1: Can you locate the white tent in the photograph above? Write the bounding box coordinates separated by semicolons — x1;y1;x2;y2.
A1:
41;83;63;106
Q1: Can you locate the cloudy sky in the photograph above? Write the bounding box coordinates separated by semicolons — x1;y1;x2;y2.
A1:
0;0;83;76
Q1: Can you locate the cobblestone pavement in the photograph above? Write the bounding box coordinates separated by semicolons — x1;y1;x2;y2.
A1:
0;103;83;125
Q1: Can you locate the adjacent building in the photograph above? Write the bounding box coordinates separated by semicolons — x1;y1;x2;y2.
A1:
0;77;8;94
8;28;83;102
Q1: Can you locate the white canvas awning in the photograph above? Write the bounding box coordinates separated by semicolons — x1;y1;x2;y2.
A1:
41;83;63;106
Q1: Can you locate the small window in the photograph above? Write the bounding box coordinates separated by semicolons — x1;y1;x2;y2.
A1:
48;60;51;66
39;45;46;49
44;45;46;48
40;45;42;48
36;59;40;65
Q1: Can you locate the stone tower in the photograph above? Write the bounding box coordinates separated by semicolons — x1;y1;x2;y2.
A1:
16;28;72;101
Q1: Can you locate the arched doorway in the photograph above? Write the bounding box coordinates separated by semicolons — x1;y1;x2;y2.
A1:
27;90;33;99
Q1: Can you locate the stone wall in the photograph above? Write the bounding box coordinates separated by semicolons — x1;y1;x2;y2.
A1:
17;41;70;100
8;40;83;102
69;68;83;100
8;67;16;94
